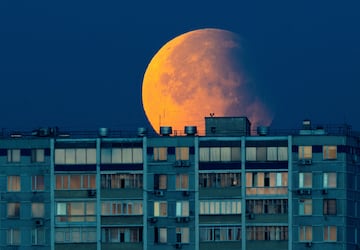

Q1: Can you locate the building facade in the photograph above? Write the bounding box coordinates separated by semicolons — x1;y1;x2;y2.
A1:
0;118;359;250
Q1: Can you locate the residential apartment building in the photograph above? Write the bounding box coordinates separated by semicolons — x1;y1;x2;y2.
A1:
0;117;359;250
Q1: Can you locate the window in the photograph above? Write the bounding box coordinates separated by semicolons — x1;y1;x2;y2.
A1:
200;147;241;162
56;202;96;222
7;203;20;218
101;173;142;189
299;146;312;159
176;227;190;243
7;149;21;162
8;176;21;191
246;226;288;240
101;147;143;164
299;226;312;242
154;174;167;190
155;227;167;243
176;147;189;160
299;199;312;215
56;174;96;190
55;227;96;243
32;175;45;191
324;226;337;241
199;173;241;188
323;173;337;188
154;201;167;217
323;146;337;160
176;201;189;217
31;149;45;163
154;147;167;161
32;203;44;218
324;199;337;215
176;174;189;190
7;175;21;192
200;200;241;215
267;147;288;161
299;173;312;188
102;227;142;243
200;226;242;241
246;199;288;214
7;228;21;245
101;201;143;215
32;228;45;245
55;148;96;164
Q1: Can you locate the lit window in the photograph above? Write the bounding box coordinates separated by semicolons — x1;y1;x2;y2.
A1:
7;228;21;245
32;203;45;218
56;202;96;222
299;199;312;215
32;228;45;245
154;201;167;217
324;226;337;241
323;199;337;215
176;174;189;190
155;227;167;243
299;173;312;188
7;149;21;162
154;174;167;190
323;146;337;160
32;175;45;191
31;149;45;163
56;174;96;190
299;146;312;159
55;148;97;164
7;203;20;218
176;147;189;160
176;201;189;217
200;200;241;215
176;227;190;243
299;226;312;242
101;201;143;215
154;147;167;161
7;176;21;191
323;173;337;188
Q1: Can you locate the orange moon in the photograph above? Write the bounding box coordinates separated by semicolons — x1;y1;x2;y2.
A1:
142;28;272;134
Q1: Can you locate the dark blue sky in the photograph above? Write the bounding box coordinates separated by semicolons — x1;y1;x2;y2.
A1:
1;1;359;131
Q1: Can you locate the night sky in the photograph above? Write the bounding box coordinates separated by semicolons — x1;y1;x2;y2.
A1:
1;1;359;132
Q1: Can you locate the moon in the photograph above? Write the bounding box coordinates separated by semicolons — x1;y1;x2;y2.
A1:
142;28;272;134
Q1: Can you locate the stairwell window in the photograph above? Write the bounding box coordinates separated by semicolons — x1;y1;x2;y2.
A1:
323;146;337;160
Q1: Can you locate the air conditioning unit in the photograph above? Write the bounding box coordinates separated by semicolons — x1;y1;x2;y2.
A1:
248;213;255;219
155;190;164;196
183;190;190;196
182;217;190;222
181;160;190;167
297;189;305;195
306;242;312;247
149;217;157;223
87;189;96;197
174;160;183;167
322;189;328;195
298;159;312;165
35;219;44;226
176;217;182;223
175;243;182;249
304;189;312;195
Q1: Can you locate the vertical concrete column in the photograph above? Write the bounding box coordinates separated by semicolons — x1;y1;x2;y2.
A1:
194;136;199;250
96;138;101;250
241;137;246;250
50;138;55;250
143;136;148;250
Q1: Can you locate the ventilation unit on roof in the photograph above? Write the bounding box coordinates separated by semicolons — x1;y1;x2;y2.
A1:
160;126;172;136
137;127;147;137
184;126;197;136
257;126;269;136
98;128;109;137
